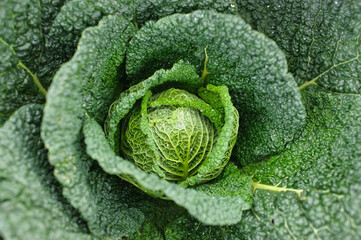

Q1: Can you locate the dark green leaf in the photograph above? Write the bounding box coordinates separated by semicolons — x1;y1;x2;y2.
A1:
133;0;238;25
40;0;69;35
41;15;161;239
165;86;361;239
37;0;236;88
0;0;68;124
241;86;361;190
0;104;93;240
237;0;361;93
166;188;361;239
0;0;45;124
236;87;361;238
80;15;137;124
37;0;133;87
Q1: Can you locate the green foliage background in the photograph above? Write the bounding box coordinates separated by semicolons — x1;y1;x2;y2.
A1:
0;0;360;239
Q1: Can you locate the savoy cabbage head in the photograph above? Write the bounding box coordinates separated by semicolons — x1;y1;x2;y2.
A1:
0;0;360;239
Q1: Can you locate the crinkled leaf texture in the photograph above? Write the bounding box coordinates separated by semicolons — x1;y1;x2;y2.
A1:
2;0;236;124
37;0;237;89
164;86;361;239
40;13;251;240
0;0;68;124
105;61;204;154
0;104;93;240
41;15;169;239
126;10;306;165
2;1;359;239
84;117;252;225
237;0;361;93
105;60;240;187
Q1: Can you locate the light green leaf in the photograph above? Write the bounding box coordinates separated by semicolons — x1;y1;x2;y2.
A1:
148;88;223;130
183;84;240;186
105;60;203;155
237;0;361;93
106;61;240;187
126;10;306;164
84;117;253;225
0;104;93;240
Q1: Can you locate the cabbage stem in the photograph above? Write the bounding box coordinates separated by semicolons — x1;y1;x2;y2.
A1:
252;182;303;197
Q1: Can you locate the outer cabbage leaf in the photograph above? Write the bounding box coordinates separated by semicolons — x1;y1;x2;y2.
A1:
126;10;306;164
40;0;69;35
0;104;93;240
133;0;238;25
80;15;136;124
164;86;361;239
237;0;361;93
0;0;68;124
37;0;132;86
0;0;44;124
41;15;167;239
37;0;237;88
84;117;252;225
241;87;361;190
